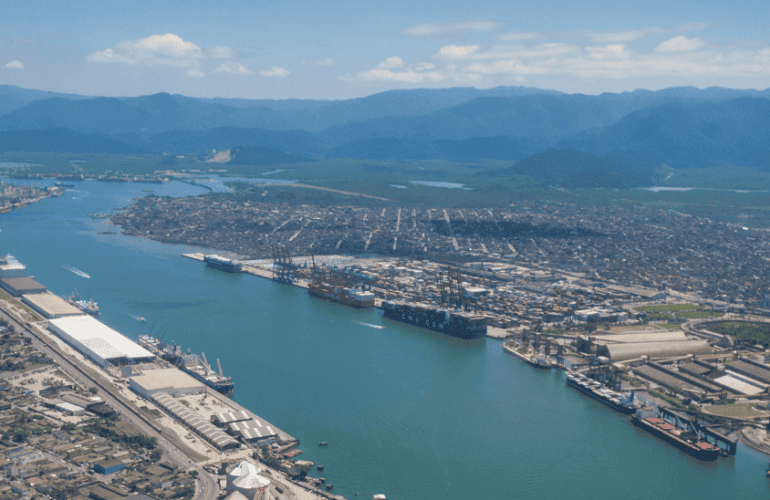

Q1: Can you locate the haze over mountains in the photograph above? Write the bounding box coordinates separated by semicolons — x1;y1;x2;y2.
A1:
1;84;769;188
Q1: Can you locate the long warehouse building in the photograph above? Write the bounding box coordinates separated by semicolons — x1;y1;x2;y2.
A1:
48;315;155;368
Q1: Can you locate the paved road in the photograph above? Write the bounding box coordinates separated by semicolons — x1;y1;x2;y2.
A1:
0;305;219;500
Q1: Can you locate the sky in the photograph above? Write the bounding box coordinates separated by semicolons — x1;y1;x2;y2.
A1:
1;0;769;100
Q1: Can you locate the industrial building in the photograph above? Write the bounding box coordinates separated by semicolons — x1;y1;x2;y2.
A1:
22;292;83;319
213;410;252;426
226;461;270;499
129;368;206;399
0;277;46;296
152;392;239;450
48;315;154;368
601;339;711;362
228;420;278;446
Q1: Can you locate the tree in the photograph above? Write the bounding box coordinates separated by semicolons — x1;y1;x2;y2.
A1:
89;387;98;395
150;449;162;462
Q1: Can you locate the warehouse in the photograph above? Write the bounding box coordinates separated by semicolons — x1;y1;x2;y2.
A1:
0;277;46;296
152;392;239;450
577;331;688;354
601;339;711;362
22;292;83;319
129;368;206;399
213;410;252;427
48;315;154;368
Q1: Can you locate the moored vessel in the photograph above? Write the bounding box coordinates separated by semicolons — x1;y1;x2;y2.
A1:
382;300;487;339
308;283;375;308
565;371;635;414
203;254;242;273
631;405;720;461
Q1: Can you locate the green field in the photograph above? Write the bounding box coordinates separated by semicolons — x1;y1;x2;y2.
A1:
679;311;725;319
636;304;703;312
709;321;770;344
705;402;762;418
2;153;770;226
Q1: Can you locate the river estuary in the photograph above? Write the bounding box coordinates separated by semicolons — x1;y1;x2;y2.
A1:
2;178;769;499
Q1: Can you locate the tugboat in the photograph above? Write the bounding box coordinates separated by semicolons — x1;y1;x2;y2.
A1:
318;442;328;447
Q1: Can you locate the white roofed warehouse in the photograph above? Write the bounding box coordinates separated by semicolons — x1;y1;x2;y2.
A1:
48;315;154;368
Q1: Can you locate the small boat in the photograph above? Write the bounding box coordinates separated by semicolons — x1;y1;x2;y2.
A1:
318;442;328;447
63;265;91;279
67;291;99;316
130;314;146;322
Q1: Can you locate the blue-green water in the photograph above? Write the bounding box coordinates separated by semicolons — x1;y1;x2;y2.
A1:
2;179;769;499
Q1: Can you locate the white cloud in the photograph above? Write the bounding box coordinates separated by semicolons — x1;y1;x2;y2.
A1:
414;63;436;71
401;18;507;38
86;33;205;68
498;32;538;42
436;45;480;59
215;61;254;75
586;44;629;59
260;65;290;77
187;68;205;78
378;57;404;69
587;31;650;43
211;46;235;59
4;60;23;69
358;68;444;83
302;58;335;66
655;36;705;52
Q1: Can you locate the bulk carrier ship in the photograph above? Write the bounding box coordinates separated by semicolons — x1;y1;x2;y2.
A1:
631;404;720;461
139;335;235;395
566;370;636;414
381;300;487;339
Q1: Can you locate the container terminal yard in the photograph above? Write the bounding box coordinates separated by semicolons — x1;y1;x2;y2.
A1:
0;254;344;500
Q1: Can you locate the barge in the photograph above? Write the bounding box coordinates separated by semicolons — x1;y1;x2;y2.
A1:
565;371;635;414
632;406;720;461
381;300;487;339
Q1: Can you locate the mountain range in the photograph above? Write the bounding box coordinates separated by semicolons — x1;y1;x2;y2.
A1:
1;84;769;185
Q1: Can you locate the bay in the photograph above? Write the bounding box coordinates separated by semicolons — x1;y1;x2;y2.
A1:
1;178;768;499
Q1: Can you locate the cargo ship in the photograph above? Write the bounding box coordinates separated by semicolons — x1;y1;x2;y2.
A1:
565;371;635;414
308;283;375;308
138;335;235;395
631;406;720;461
67;291;99;316
203;254;242;273
381;300;487;339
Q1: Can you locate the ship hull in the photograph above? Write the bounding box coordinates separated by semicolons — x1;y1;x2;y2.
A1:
382;307;486;339
308;286;374;308
566;377;635;414
632;416;719;461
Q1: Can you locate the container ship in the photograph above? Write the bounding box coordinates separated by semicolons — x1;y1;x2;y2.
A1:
308;283;375;308
139;335;235;395
631;405;720;461
203;254;243;273
381;300;487;339
565;371;635;414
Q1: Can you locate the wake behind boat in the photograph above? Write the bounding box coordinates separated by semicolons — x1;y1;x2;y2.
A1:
63;264;91;279
357;321;384;329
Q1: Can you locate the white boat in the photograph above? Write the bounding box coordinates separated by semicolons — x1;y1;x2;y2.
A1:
63;264;91;279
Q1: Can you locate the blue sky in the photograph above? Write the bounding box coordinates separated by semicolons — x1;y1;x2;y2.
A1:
1;0;769;99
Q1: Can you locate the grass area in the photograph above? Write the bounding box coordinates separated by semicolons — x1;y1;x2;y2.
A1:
646;389;698;411
679;310;725;319
636;304;703;312
645;312;671;320
653;323;683;330
709;321;770;344
705;403;762;418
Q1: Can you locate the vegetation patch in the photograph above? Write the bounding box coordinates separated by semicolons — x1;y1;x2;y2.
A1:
636;304;703;312
704;402;762;418
709;321;770;344
678;310;725;319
